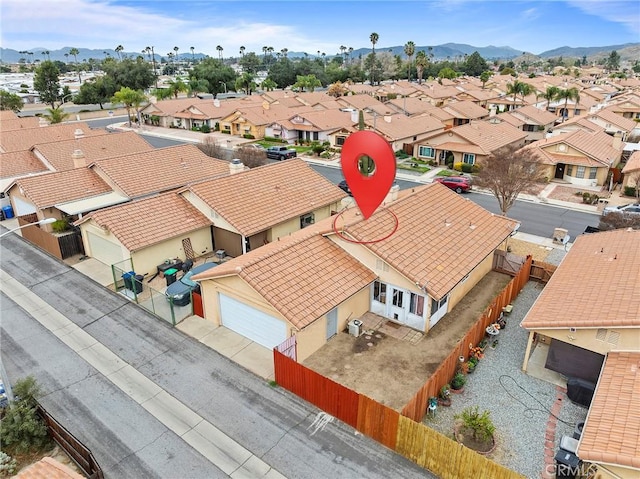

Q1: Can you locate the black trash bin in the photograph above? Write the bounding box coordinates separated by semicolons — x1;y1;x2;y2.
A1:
554;448;580;478
133;274;144;294
122;271;135;291
165;268;178;287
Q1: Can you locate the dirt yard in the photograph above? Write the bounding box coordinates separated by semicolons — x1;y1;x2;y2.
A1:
303;271;512;411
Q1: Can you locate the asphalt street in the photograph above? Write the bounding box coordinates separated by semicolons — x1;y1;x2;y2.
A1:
0;232;433;479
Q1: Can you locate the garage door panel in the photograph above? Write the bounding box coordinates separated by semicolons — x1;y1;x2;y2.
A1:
219;294;286;349
87;232;125;266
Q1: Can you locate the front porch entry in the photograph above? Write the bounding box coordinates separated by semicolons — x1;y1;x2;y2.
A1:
554;163;565;179
371;280;426;331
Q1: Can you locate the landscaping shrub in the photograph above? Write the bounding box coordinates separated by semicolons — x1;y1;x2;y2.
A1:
395;150;409;159
455;406;495;441
243;133;255;139
624;186;638;197
582;192;591;203
461;163;474;173
453;162;464;172
200;124;211;133
51;219;69;233
0;452;17;477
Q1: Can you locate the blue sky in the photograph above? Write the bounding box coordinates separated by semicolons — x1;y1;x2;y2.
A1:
1;0;638;56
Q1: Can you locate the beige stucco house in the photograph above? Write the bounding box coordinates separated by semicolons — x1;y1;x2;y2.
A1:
621;150;640;192
193;183;519;361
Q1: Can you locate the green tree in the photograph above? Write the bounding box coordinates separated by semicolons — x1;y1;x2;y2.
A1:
404;41;415;81
261;78;277;91
239;52;261;74
33;60;61;107
191;58;237;96
606;50;620;70
438;67;457;80
111;87;147;126
43;106;70;124
463;51;488;76
0;89;24;112
69;47;81;84
480;70;492;89
415;51;428;84
235;72;257;95
188;77;209;97
541;86;559;111
167;77;188;99
74;76;117;109
267;57;296;89
506;80;532;111
102;57;154;91
292;74;322;92
554;87;580;122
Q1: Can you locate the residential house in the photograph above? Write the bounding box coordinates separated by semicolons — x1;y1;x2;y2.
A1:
417;82;461;107
621;150;640;192
519;229;640;479
181;159;346;258
580;107;638;140
171;97;265;131
193;183;519;360
440;100;489;127
525;129;623;186
218;103;304;139
501;105;557;143
0;116;42;132
336;94;394;116
89;144;230;199
385;96;443;117
266;109;354;143
75;192;213;272
0;150;50;192
413;119;527;166
0;122;102;153
607;92;640;120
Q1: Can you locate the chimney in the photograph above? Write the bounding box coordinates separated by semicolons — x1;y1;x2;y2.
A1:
229;158;244;174
383;184;400;205
72;149;85;169
612;132;623;150
74;128;85;140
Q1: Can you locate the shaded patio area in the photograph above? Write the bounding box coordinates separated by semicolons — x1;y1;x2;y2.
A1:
303;270;512;410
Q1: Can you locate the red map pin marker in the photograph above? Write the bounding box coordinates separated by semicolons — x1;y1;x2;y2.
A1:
341;130;396;219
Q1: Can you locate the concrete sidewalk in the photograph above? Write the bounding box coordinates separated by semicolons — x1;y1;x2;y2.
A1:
0;268;284;479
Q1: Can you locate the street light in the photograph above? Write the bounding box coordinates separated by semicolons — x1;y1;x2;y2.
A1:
0;218;56;238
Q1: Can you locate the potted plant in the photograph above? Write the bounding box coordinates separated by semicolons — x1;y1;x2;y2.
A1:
467;356;478;373
454;406;496;454
438;384;452;406
491;339;499;349
450;372;466;393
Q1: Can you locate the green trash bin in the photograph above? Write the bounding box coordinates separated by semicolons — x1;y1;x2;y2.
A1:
165;268;178;287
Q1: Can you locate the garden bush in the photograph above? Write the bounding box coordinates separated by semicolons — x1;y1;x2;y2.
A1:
461;163;474;173
51;219;69;233
624;186;638;197
200;124;211;133
455;406;495;441
453;162;464;172
243;133;255;139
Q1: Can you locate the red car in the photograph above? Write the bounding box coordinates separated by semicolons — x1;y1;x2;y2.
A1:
434;176;472;193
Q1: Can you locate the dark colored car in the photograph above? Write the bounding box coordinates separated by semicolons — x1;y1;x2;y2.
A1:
338;180;352;196
165;262;218;306
434;176;472;193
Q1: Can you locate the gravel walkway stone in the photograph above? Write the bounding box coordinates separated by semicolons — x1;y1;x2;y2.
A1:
422;275;588;479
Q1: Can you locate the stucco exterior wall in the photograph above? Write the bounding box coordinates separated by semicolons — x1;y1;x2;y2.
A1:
447;253;494;308
531;327;639;355
296;317;327;362
79;221;130;264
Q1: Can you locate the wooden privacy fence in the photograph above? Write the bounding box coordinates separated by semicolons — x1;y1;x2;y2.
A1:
529;260;557;283
401;255;533;422
273;350;524;479
17;214;84;260
36;402;103;479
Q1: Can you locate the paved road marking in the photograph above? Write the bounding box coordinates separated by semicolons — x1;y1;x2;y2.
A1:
0;269;285;479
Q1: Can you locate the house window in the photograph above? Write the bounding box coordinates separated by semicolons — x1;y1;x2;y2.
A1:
566;165;573;176
418;146;435;158
430;295;448;316
463;153;475;165
313;132;319;141
300;213;314;228
373;281;387;304
409;293;424;316
589;167;597;180
336;136;346;146
576;166;586;178
392;289;404;308
523;124;536;132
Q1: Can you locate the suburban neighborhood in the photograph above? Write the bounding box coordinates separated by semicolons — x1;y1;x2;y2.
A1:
1;7;640;478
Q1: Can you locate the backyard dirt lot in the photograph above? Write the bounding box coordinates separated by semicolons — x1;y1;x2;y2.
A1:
303;270;512;411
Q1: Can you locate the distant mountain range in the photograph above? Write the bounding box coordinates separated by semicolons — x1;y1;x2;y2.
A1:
1;42;638;64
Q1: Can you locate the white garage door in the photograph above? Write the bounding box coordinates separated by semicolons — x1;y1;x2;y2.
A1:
219;294;286;349
87;232;125;266
12;196;37;216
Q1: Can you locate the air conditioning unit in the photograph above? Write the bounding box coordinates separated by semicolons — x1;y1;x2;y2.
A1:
348;319;362;337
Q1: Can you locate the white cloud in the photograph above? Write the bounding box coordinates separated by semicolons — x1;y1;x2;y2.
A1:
521;7;540;20
566;0;640;34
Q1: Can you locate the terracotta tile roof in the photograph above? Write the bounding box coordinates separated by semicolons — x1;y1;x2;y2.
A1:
222;103;303;126
187;159;346;236
14;457;85;479
32;131;153;171
622;151;640;174
293;92;335;106
510;105;557;125
592;107;638;132
442;100;489;120
336;94;390;112
276;109;354;132
12;168;112;208
496;112;525;127
386;97;440;116
526;130;621;167
451;120;527;153
90;144;229;198
521;229;640;329
365;112;444;140
339;183;518;299
577;351;640;470
0;116;42;131
0;110;19;121
0;150;49;178
0;123;102;153
78;192;211;251
430;141;486;155
193;231;376;329
421;84;461;100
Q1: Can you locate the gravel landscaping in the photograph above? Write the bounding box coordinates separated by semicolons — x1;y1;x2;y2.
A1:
422;264;588;478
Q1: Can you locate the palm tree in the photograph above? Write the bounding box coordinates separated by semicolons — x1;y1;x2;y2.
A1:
69;47;81;84
216;45;223;61
190;46;195;62
506;80;531;111
541;86;559;111
145;46;158;88
173;46;179;65
415;50;428;84
43;106;70;124
404;41;415;81
281;48;288;58
64;53;69;63
428;46;434;61
262;46;268;64
348;47;353;64
239;46;245;58
111;87;148;126
115;45;124;61
554;87;580;122
369;32;379;85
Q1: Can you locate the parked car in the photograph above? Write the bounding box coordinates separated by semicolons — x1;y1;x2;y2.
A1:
165;262;218;306
238;143;266;151
602;202;640;217
338;180;352;196
433;176;472;193
266;145;297;161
